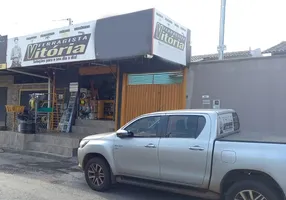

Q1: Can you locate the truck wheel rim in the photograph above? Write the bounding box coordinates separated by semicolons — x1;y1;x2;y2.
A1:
88;163;105;186
235;190;266;200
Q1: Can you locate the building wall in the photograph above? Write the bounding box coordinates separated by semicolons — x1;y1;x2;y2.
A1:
0;76;13;127
0;76;13;103
189;55;286;134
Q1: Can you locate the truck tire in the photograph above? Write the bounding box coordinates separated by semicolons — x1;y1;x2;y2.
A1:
225;180;280;200
84;157;111;192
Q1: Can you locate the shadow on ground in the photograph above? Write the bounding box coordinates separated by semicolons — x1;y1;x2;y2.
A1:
0;152;203;200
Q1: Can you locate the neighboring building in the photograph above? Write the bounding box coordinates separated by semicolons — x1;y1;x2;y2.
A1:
188;54;286;135
263;41;286;56
191;49;262;62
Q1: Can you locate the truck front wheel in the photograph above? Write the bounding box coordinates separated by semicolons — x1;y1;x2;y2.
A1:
225;180;280;200
84;157;111;192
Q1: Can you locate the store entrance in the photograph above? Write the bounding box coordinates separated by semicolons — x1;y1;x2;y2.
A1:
78;73;116;121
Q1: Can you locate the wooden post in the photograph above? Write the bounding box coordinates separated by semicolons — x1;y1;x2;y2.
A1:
115;67;120;130
182;67;188;109
120;74;128;127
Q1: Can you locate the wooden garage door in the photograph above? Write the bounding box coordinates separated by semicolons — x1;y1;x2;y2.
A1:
121;71;185;125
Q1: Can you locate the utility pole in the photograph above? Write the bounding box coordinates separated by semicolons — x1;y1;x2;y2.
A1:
67;18;73;26
217;0;227;60
52;18;73;26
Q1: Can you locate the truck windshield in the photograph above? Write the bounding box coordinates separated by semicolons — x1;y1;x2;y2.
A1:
218;112;240;134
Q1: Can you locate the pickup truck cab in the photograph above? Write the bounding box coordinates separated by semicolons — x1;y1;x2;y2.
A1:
78;109;286;200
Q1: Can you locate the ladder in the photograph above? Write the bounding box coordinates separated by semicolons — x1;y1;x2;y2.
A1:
58;83;78;133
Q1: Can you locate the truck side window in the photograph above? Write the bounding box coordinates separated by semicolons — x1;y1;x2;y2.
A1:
166;115;206;138
124;116;161;138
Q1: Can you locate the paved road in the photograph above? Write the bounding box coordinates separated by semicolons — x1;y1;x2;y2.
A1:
0;151;202;200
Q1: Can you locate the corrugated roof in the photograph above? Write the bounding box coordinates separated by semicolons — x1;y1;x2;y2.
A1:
263;41;286;54
191;50;252;62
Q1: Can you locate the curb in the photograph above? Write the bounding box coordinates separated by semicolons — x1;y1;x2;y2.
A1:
1;148;77;161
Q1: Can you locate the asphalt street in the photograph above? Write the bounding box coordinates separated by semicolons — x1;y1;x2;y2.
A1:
0;151;202;200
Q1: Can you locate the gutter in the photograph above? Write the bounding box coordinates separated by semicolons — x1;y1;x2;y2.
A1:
7;68;49;79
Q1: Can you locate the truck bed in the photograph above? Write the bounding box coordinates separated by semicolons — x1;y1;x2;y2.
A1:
218;131;286;144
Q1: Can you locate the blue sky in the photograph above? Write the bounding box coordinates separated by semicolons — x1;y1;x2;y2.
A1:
1;0;285;55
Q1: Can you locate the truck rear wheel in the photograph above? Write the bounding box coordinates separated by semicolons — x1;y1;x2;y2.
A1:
225;180;280;200
84;157;111;192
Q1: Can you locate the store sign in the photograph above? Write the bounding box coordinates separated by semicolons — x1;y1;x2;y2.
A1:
0;35;8;70
6;21;96;68
152;9;188;66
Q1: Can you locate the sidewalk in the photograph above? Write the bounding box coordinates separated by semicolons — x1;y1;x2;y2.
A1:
0;147;78;161
0;150;79;175
0;131;80;158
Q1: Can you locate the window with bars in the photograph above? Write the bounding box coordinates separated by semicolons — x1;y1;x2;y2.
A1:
128;71;183;85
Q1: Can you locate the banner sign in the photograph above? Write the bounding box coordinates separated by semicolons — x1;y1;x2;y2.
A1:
152;9;188;66
0;35;7;70
6;21;96;68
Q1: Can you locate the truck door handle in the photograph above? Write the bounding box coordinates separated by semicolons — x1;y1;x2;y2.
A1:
189;145;204;151
145;143;156;148
114;145;123;149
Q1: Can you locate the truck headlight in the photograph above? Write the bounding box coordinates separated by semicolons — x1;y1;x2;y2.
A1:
79;140;89;148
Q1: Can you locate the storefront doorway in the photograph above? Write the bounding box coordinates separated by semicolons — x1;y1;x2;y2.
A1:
121;71;185;126
78;66;117;122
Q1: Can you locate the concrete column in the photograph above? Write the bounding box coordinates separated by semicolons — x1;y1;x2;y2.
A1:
185;67;195;109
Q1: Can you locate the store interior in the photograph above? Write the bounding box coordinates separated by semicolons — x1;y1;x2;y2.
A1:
78;73;116;121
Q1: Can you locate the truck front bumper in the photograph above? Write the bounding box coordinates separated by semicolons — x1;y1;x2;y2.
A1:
77;147;85;170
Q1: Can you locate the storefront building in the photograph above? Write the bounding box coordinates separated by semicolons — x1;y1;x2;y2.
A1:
0;8;191;132
94;9;191;128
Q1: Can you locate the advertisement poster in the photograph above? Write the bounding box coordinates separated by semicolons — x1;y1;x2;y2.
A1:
6;21;96;68
218;113;234;134
152;9;188;66
0;35;8;70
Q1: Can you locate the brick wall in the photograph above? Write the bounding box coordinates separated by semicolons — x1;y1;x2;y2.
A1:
0;76;14;128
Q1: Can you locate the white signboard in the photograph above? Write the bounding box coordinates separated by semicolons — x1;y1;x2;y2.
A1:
6;21;96;68
213;99;221;109
152;9;188;66
218;113;234;134
69;82;79;92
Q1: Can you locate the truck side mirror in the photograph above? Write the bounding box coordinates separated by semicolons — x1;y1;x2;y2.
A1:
116;130;130;138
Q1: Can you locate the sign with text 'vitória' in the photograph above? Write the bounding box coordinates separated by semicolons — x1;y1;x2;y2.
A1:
152;9;188;66
6;21;96;68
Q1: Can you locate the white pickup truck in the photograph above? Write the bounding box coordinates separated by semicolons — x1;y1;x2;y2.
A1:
78;109;286;200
